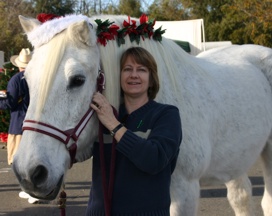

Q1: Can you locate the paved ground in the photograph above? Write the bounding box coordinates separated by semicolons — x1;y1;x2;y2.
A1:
0;142;264;216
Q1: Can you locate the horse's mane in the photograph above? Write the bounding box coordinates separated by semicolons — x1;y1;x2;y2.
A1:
35;14;205;116
36;32;68;118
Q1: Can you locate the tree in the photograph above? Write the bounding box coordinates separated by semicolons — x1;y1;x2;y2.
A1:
149;0;189;21
162;0;272;47
0;0;32;62
31;0;75;15
222;0;272;47
75;0;93;15
118;0;142;17
0;0;78;62
104;4;119;15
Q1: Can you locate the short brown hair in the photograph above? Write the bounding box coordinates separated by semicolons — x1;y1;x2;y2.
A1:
120;47;160;100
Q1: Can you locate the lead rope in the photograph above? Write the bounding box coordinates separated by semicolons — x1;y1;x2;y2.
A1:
58;184;67;216
97;67;117;215
99;107;118;216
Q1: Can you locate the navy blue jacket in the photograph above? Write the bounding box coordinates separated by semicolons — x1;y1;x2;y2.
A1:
0;72;29;134
86;100;182;216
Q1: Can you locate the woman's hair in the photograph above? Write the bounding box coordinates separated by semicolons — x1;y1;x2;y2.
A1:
120;47;160;100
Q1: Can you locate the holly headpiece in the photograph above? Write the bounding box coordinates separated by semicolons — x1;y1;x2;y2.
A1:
27;13;165;47
95;14;165;46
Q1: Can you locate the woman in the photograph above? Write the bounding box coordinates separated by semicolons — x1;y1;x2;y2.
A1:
87;47;182;216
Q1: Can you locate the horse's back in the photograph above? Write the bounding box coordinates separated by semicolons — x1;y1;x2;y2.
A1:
197;44;272;67
174;44;272;185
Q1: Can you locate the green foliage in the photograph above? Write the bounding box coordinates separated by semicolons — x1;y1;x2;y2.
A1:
0;0;76;60
32;0;75;15
174;0;271;47
0;0;33;61
0;108;9;133
0;62;18;133
119;0;142;17
217;7;252;44
221;0;272;47
103;5;119;15
149;0;189;21
153;26;166;42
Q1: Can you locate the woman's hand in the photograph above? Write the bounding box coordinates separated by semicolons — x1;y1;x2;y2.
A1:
90;92;120;131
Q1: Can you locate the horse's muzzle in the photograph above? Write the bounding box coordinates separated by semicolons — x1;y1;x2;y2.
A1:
13;162;64;200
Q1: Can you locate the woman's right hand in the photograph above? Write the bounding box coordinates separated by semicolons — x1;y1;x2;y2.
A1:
90;92;120;131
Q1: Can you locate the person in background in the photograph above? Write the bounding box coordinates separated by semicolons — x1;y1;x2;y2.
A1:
0;48;31;165
86;47;182;216
0;48;39;204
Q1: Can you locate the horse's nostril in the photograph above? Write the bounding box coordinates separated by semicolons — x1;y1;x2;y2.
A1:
31;165;48;186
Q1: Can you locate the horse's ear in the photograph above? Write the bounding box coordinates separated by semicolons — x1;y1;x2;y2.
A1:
19;15;41;33
68;20;96;47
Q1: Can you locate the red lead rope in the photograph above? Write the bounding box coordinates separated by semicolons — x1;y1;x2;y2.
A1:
99;107;118;216
58;190;67;216
97;69;117;215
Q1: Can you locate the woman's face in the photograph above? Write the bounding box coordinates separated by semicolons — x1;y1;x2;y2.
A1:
121;56;150;100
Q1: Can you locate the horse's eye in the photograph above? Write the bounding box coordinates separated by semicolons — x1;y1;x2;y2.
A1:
68;75;86;89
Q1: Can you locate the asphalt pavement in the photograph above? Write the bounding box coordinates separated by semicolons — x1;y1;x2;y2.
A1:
0;142;264;216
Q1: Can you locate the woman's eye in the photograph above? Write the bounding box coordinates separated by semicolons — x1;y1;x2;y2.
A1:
137;67;148;73
68;75;86;89
123;68;132;72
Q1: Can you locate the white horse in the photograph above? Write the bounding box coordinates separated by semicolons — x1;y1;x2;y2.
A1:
13;14;272;216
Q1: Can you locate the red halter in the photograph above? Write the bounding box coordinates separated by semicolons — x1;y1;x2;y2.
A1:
22;70;106;167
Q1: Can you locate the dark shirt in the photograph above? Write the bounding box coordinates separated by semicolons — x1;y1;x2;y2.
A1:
0;72;29;134
86;100;182;216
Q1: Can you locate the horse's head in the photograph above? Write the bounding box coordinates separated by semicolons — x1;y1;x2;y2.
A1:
12;15;100;200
